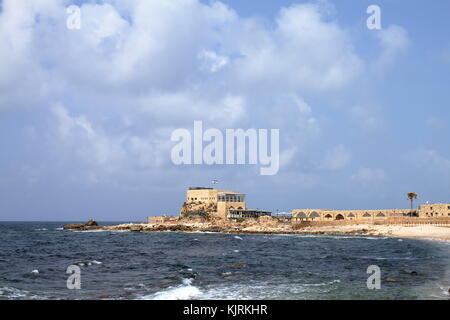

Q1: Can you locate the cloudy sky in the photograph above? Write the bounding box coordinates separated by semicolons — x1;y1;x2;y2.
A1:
1;0;450;221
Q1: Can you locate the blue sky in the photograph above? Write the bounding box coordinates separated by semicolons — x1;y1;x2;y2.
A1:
1;0;450;221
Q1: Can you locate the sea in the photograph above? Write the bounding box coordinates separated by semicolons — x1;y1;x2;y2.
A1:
0;222;449;300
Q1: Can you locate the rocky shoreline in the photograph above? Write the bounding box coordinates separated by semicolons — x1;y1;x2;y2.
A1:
62;220;383;237
62;219;450;241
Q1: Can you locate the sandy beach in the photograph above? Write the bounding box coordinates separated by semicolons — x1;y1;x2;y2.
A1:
299;224;450;241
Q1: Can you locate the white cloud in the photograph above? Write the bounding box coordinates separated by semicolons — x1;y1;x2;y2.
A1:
351;167;387;184
319;144;352;171
0;0;410;186
349;105;385;133
229;2;364;93
413;149;450;176
372;24;409;72
199;50;229;72
51;104;171;183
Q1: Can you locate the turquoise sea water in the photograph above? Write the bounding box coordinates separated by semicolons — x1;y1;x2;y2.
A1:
0;222;449;300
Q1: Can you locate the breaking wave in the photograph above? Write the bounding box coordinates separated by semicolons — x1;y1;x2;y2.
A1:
140;278;202;300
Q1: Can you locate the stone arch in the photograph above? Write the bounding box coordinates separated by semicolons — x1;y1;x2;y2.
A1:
309;211;320;219
376;212;386;217
324;214;333;219
348;213;355;219
335;214;345;220
363;212;372;218
237;207;243;209
296;211;307;218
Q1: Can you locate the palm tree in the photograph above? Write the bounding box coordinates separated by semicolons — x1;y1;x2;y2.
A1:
407;192;418;216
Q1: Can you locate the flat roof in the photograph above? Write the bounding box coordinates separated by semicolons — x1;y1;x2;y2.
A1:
229;209;272;213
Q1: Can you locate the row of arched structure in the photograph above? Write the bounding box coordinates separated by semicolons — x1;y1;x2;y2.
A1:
291;209;411;221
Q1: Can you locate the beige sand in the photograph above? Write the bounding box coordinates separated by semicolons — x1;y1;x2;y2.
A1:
300;224;450;241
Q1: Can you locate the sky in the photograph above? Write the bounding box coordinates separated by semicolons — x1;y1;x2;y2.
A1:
1;0;450;221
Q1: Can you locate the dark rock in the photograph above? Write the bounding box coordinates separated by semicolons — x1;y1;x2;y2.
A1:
63;223;84;230
85;219;98;226
63;220;101;230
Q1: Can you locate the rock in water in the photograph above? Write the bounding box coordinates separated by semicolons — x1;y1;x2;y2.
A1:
63;223;85;230
85;219;98;226
63;220;101;230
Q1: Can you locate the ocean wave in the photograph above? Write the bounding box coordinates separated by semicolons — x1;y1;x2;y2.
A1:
72;229;129;233
0;287;43;299
34;228;48;231
353;255;415;261
199;282;316;299
140;278;202;300
303;280;341;287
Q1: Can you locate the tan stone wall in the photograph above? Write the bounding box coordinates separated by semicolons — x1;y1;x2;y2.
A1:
418;204;450;218
181;188;246;219
217;201;246;220
185;189;240;203
148;216;179;223
186;189;219;203
292;208;411;222
292;217;450;228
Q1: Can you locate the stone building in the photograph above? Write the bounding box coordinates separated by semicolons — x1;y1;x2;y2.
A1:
292;204;450;221
418;203;450;218
182;187;247;220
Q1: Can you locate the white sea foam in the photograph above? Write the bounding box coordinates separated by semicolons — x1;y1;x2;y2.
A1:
234;236;243;240
34;228;47;231
91;260;102;265
72;229;130;233
200;282;309;299
0;287;42;299
303;279;341;287
140;278;202;300
31;269;39;275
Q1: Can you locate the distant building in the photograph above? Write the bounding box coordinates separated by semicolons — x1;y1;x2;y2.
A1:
147;216;178;223
181;187;271;220
291;204;450;221
418;203;450;218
